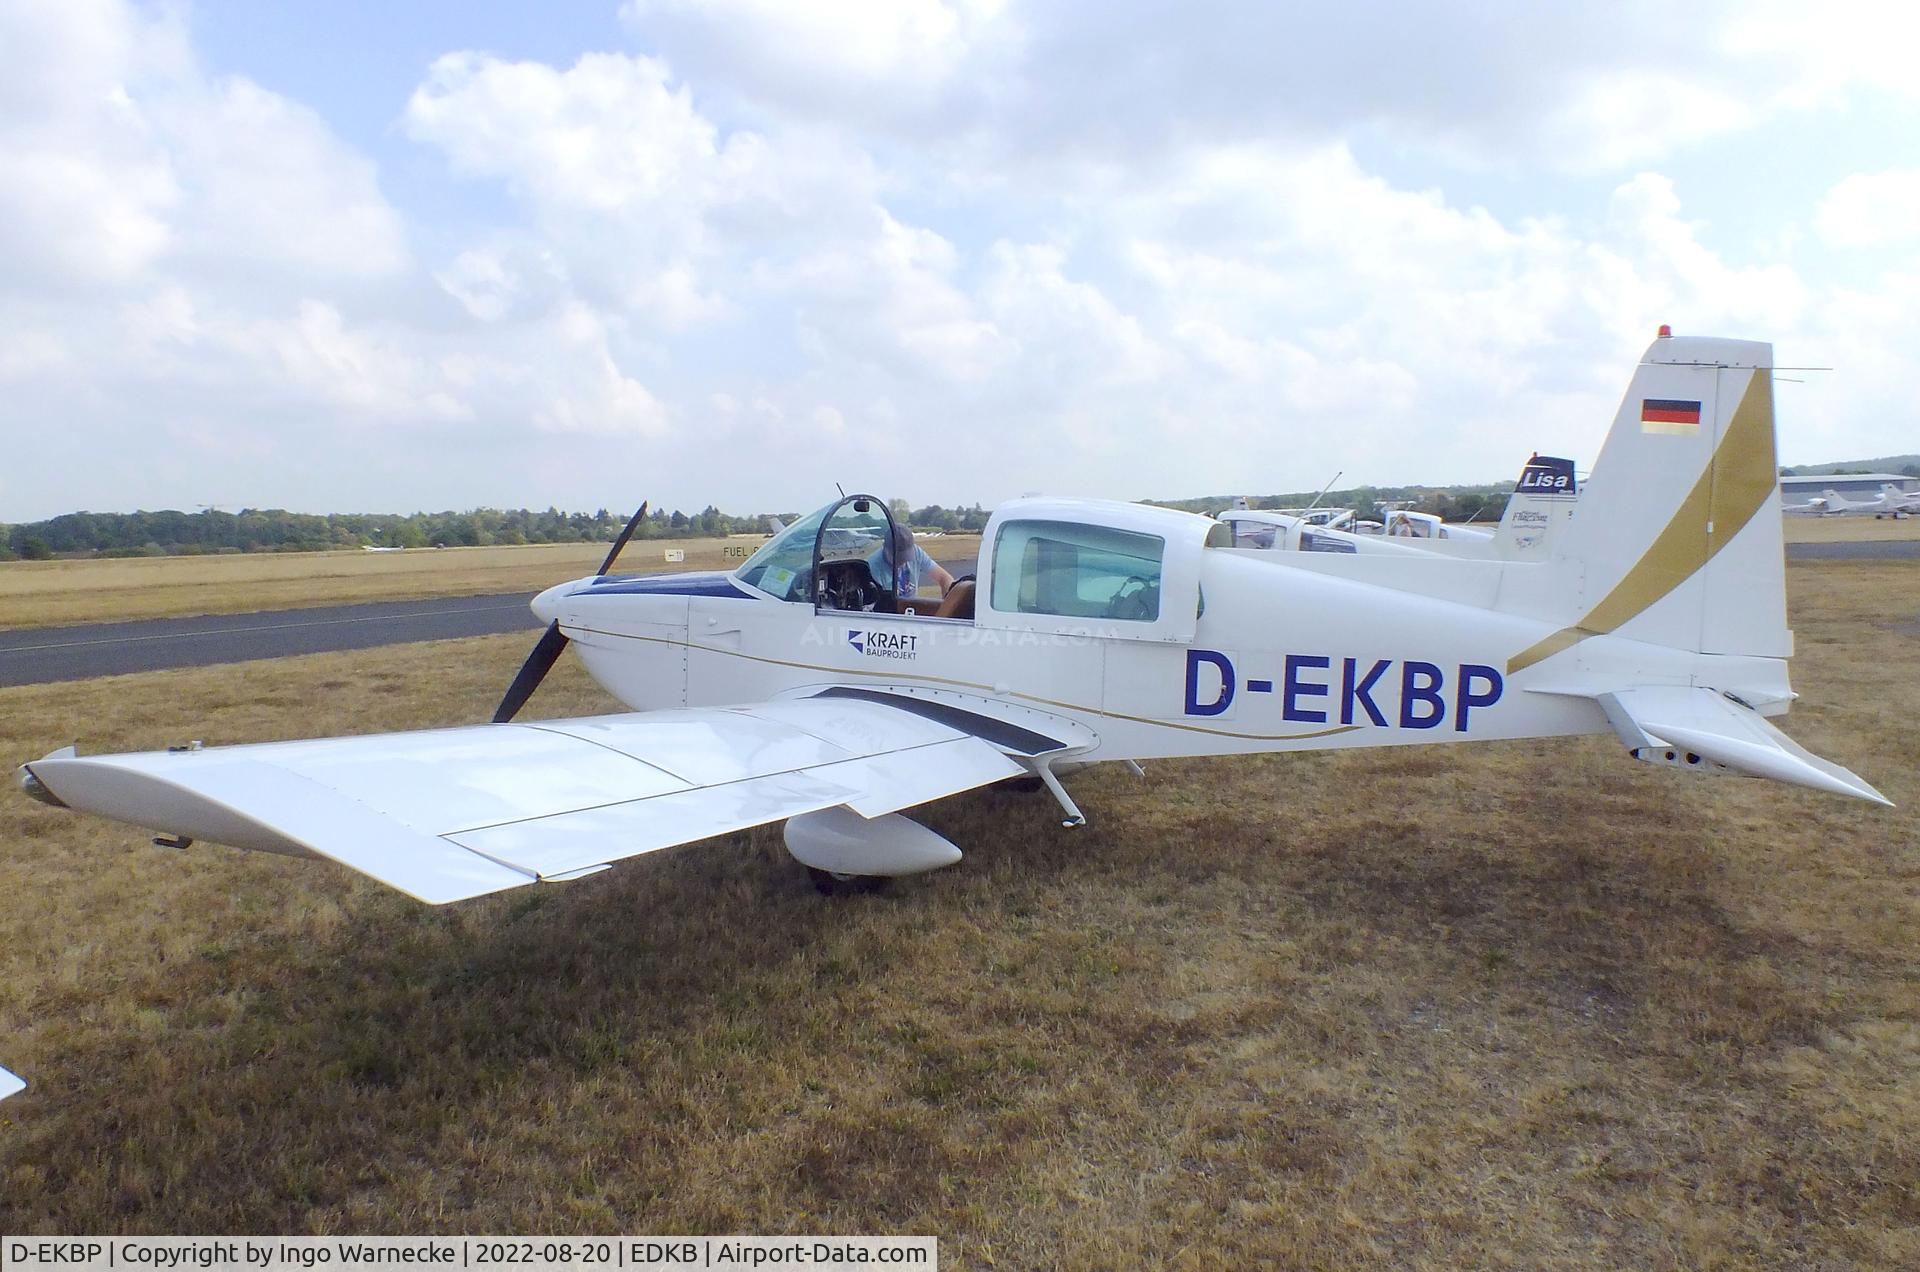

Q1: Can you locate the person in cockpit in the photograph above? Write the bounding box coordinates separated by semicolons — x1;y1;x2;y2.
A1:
876;520;955;603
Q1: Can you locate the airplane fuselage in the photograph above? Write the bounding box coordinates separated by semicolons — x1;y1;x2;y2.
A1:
539;541;1793;770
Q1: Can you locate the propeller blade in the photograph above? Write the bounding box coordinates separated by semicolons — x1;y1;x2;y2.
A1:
597;501;650;576
492;621;571;724
492;502;649;725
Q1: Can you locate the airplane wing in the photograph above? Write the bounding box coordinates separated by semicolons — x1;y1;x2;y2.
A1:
19;696;1034;904
0;1065;23;1101
1590;685;1890;805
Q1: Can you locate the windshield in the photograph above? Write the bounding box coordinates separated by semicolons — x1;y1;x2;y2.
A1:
734;500;836;600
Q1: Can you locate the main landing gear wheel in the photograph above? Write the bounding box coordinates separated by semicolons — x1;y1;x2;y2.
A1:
807;866;888;896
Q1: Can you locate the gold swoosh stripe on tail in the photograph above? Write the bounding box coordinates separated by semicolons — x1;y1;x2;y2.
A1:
1508;369;1776;674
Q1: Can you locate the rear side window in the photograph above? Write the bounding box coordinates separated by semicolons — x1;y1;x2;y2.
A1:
1225;518;1278;549
989;520;1165;622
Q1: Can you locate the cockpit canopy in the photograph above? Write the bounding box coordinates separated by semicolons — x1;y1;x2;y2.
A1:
736;499;837;601
734;495;904;609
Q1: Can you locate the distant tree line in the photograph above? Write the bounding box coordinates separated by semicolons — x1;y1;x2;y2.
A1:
906;504;992;534
28;454;1914;560
1779;454;1920;479
0;502;997;561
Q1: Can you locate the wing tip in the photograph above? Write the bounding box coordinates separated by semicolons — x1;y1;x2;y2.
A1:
16;746;77;808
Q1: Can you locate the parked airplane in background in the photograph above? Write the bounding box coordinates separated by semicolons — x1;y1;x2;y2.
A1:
1229;494;1366;531
1381;508;1496;544
18;330;1891;937
1219;455;1576;561
1216;505;1398;554
1782;494;1831;516
1816;485;1920;518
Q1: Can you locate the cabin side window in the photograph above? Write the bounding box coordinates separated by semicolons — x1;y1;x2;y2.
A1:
1225;518;1278;549
989;520;1165;622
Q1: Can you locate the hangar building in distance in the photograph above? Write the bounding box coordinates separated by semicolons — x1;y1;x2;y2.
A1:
1780;472;1919;500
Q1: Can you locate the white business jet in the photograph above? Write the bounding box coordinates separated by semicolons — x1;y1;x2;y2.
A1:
15;332;1891;916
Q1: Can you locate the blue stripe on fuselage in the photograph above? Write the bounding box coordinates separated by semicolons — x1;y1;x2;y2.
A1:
583;571;752;599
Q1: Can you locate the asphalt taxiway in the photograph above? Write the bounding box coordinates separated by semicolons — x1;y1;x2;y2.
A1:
1;593;541;687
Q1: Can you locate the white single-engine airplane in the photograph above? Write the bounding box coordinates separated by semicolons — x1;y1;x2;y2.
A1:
15;333;1891;918
1815;484;1920;518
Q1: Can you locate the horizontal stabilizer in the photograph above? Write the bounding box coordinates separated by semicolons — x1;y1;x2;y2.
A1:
1596;685;1891;805
0;1065;23;1101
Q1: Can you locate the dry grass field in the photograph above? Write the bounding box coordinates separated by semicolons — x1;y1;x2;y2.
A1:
1781;516;1920;545
1;560;1915;1266
0;538;761;630
0;542;599;629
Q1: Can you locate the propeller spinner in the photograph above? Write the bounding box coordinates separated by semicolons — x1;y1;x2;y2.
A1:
492;501;649;724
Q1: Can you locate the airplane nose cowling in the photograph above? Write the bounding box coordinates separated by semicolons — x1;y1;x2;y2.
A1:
530;579;584;625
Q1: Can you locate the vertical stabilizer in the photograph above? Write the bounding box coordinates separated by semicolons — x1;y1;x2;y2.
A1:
1498;455;1579;558
1508;334;1787;672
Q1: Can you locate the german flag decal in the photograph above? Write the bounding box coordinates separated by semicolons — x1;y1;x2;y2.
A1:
1641;398;1702;435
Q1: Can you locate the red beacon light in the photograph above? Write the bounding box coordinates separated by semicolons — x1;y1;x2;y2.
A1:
1657;323;1672;338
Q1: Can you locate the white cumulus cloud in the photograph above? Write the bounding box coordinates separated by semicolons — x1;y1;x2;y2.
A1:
4;0;1919;520
1814;170;1920;249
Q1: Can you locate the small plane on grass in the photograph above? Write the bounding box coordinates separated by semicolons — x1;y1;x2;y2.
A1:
15;332;1891;922
1815;484;1920;518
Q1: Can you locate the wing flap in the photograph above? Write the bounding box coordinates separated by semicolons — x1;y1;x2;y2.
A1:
843;736;1026;816
447;767;859;877
1597;686;1891;805
447;735;1022;877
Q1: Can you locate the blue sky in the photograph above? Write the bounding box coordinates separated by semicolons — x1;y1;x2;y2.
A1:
2;0;1916;521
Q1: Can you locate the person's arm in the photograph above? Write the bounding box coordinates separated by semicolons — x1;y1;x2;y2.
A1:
918;546;955;595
